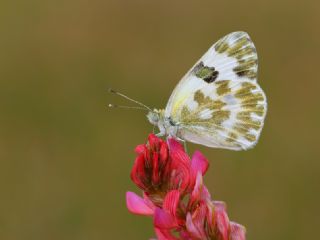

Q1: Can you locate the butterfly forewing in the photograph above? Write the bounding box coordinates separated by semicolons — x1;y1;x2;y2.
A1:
203;31;258;82
165;31;267;150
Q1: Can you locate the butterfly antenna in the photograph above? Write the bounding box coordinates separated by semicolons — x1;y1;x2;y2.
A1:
107;104;149;111
108;88;152;111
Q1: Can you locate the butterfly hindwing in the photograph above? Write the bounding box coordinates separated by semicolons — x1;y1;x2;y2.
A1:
176;80;267;150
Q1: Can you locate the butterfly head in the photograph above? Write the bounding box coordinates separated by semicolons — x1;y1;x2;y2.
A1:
147;109;179;138
147;109;164;126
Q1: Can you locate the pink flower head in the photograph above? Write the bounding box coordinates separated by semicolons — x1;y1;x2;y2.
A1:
131;134;194;205
126;134;246;240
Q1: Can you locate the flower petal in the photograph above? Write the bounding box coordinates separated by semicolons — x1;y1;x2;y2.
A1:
152;152;160;185
189;173;211;208
126;191;154;216
206;201;214;227
159;141;168;167
191;151;209;175
213;202;230;240
135;144;146;155
163;190;180;217
179;230;192;240
190;151;209;188
167;138;191;191
213;201;227;211
190;172;203;206
143;192;156;209
148;134;161;150
130;155;147;190
186;212;204;239
154;208;177;229
154;228;178;240
192;201;209;238
230;222;246;240
167;137;185;152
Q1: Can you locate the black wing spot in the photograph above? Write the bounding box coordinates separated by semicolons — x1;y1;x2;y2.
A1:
203;70;219;83
193;61;219;83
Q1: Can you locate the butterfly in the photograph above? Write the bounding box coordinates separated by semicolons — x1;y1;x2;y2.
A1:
109;32;267;150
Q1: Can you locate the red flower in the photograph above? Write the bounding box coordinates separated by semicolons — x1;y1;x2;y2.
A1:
130;134;196;205
126;134;246;240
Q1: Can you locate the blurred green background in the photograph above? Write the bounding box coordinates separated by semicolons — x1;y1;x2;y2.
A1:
0;0;319;239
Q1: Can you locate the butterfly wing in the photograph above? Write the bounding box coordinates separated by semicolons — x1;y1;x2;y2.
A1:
174;80;266;150
165;32;267;150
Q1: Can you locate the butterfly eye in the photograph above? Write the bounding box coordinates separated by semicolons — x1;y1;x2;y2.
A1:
168;117;176;126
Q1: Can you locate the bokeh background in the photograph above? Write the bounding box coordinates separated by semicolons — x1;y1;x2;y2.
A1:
1;0;319;239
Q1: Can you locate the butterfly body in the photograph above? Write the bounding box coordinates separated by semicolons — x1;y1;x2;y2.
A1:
146;31;267;151
147;109;180;139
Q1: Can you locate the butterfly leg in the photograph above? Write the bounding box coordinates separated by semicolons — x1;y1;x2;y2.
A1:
183;141;188;154
155;132;165;137
155;124;166;137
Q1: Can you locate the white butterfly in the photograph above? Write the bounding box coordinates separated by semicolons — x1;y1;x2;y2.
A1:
110;32;267;150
